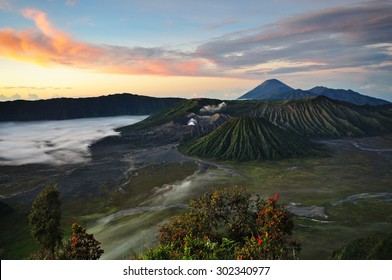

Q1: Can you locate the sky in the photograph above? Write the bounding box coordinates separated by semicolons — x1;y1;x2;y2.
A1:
0;0;391;101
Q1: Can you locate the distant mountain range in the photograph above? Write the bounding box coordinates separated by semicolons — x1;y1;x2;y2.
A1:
308;86;389;106
238;79;390;106
0;93;184;121
2;79;389;122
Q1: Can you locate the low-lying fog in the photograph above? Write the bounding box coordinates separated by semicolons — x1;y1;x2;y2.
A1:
0;116;147;166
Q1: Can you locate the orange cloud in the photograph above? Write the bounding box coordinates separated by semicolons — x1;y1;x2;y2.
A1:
0;9;102;67
0;8;206;76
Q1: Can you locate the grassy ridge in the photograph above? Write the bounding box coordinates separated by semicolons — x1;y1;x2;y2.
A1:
243;96;392;137
180;117;324;161
118;98;222;133
119;96;392;139
118;96;392;161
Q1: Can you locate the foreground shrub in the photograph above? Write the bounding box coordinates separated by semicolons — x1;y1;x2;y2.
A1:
61;223;104;260
143;186;300;260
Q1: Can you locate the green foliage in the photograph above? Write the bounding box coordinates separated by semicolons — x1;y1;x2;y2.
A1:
61;223;104;260
180;117;324;161
143;187;300;260
29;185;63;259
330;233;392;260
236;194;300;260
158;187;255;245
28;186;104;260
142;236;237;260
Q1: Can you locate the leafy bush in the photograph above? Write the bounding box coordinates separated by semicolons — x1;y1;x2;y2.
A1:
61;223;104;260
143;186;300;260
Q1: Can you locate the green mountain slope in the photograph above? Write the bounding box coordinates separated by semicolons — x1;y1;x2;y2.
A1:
118;98;223;133
119;96;392;143
244;96;392;138
180;117;324;161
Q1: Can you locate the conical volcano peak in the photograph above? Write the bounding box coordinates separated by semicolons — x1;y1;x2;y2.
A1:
238;79;294;100
255;79;293;90
261;79;288;86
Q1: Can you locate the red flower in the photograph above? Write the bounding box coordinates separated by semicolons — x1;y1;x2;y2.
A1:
257;236;263;244
273;194;280;200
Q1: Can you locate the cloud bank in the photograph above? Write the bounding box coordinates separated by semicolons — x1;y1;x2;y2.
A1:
0;116;146;166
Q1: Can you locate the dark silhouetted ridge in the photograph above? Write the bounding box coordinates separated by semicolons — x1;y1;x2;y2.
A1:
0;93;184;121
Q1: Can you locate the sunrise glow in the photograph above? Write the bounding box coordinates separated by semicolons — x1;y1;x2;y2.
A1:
0;0;391;101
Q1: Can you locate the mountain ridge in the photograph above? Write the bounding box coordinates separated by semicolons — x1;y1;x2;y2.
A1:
0;93;184;121
120;96;392;140
244;96;392;138
308;86;389;106
238;79;390;106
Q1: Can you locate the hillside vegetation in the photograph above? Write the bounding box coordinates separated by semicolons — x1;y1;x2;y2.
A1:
118;96;392;161
121;96;392;139
118;98;222;133
180;117;324;161
243;96;392;137
330;233;392;260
